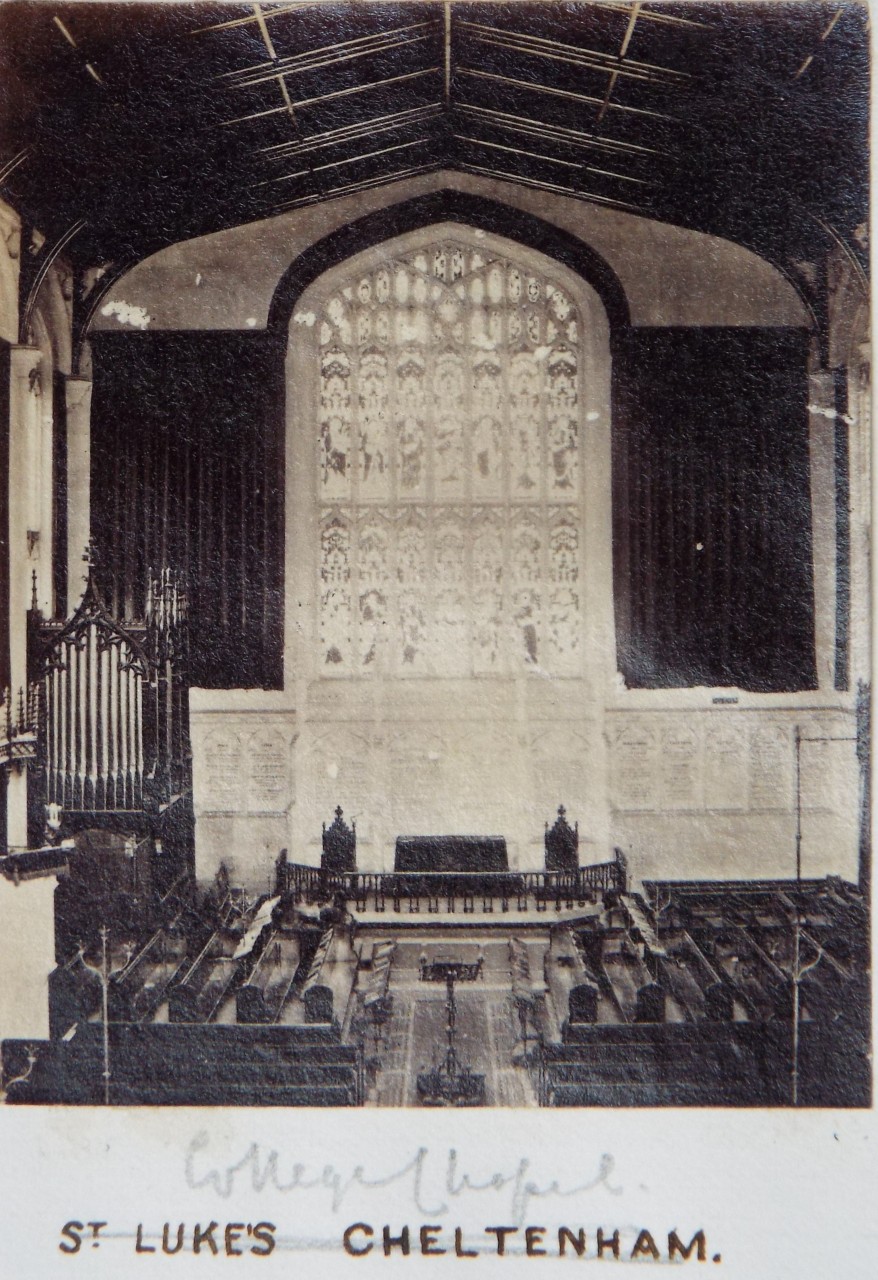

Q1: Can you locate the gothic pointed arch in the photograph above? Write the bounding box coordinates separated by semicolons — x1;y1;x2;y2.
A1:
267;190;630;340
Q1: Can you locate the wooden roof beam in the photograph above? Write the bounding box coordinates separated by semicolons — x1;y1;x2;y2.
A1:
457;19;691;80
221;67;441;127
458;103;665;157
458;161;646;213
224;30;436;89
455;133;650;186
219;19;436;79
263;135;431;184
458;67;678;123
267;161;443;213
260;105;443;157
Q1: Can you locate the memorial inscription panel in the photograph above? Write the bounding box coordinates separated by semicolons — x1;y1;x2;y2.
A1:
247;728;294;813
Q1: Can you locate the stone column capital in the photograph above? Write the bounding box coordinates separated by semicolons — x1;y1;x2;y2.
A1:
0;200;20;250
9;345;43;402
9;343;41;367
65;376;92;412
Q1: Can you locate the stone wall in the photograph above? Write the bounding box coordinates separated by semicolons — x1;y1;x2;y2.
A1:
191;697;860;892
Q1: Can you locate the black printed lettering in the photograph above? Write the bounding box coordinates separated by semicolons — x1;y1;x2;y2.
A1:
59;1223;83;1255
251;1223;277;1257
193;1222;219;1256
343;1224;373;1257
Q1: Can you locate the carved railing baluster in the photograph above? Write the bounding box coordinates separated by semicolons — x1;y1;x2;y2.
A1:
277;859;625;907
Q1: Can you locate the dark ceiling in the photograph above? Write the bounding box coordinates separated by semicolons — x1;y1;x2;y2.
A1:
0;1;869;288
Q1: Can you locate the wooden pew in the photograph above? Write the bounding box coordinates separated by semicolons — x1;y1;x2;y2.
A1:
360;940;396;1024
108;929;188;1023
301;928;357;1027
544;930;602;1031
237;932;301;1025
48;952;102;1039
169;931;243;1023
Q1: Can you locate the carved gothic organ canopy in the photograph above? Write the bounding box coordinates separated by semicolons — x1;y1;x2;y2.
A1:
298;228;608;679
29;570;191;833
35;577;149;817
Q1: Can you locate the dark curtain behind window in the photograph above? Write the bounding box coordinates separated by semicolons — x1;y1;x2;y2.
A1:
0;339;9;695
612;327;816;691
90;332;284;690
88;324;815;694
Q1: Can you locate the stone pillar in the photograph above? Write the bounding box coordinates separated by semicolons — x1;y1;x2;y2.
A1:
807;369;837;690
37;367;54;615
7;345;42;846
847;354;871;687
65;376;92;608
0;872;56;1038
0;200;20;345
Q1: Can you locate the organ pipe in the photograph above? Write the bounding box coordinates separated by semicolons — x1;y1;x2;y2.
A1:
30;570;189;825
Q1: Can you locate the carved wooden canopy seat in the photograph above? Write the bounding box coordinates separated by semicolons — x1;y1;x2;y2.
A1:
321;806;357;874
545;805;579;872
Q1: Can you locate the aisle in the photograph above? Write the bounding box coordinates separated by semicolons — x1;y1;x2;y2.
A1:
368;934;539;1107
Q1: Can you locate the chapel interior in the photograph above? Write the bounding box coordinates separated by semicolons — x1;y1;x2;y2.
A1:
0;1;870;1107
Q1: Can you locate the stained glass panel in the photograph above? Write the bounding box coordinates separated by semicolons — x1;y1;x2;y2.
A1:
316;236;584;675
319;517;351;667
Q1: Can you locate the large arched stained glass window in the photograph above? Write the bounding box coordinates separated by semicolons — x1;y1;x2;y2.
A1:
315;236;584;677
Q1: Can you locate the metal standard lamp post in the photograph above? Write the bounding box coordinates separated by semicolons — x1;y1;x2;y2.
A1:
100;925;110;1106
416;958;485;1104
791;727;802;1106
789;728;856;1105
445;974;458;1075
794;725;802;882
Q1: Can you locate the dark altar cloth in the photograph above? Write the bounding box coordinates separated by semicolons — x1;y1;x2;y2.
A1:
394;836;508;874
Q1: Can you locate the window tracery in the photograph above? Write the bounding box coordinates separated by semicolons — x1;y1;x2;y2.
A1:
316;237;583;675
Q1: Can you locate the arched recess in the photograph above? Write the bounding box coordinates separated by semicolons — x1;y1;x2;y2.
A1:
285;220;614;868
271;190;816;700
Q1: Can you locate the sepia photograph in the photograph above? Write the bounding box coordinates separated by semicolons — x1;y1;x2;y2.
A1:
0;0;870;1123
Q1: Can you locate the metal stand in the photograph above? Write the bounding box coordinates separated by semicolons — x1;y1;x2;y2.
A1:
416;961;485;1106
